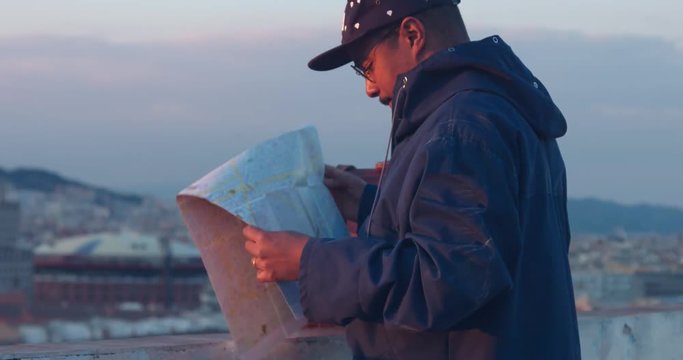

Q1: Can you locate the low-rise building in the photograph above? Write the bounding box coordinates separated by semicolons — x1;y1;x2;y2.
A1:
33;232;206;315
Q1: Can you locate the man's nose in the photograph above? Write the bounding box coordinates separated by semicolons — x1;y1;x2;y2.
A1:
365;79;379;98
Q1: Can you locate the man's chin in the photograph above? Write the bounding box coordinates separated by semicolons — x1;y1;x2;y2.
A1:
381;98;392;107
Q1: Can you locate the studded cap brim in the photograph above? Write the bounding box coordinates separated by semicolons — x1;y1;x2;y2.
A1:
308;42;353;71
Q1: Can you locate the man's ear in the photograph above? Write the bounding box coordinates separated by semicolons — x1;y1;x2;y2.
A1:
399;17;427;59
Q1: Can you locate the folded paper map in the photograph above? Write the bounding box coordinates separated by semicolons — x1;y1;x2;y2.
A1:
176;126;349;357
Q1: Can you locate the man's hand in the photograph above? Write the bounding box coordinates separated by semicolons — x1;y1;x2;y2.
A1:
243;225;309;283
324;165;367;222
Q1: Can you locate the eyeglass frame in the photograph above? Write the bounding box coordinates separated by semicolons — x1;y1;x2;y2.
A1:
350;24;400;83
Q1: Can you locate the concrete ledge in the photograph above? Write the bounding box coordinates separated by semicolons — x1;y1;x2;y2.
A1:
579;310;683;359
5;309;683;359
0;334;237;360
0;334;352;360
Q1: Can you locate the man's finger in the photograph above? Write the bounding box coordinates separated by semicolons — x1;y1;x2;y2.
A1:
335;164;356;171
242;225;263;243
324;166;338;180
325;164;349;178
256;269;275;283
324;177;341;189
244;240;259;257
251;256;263;270
325;166;358;190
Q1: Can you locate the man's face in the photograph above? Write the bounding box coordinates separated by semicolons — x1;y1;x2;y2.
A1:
351;26;417;108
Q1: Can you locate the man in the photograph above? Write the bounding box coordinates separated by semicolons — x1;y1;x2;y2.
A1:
243;0;581;358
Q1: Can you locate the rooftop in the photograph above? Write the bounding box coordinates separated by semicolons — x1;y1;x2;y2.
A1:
3;308;683;359
34;232;199;259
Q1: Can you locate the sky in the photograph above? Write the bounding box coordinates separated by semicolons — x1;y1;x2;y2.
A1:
1;1;682;207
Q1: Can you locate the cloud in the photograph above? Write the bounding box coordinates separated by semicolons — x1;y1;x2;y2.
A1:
0;33;391;197
0;30;681;207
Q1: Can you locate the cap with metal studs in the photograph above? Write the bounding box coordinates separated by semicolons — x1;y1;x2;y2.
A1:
308;0;461;71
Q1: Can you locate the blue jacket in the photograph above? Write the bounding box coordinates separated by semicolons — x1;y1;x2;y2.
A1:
300;36;581;360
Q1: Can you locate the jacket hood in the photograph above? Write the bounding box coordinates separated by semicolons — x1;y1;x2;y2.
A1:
391;36;567;145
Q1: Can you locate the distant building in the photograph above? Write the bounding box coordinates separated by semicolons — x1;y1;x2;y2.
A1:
636;272;683;298
0;187;33;319
0;188;21;247
572;272;644;306
32;232;206;315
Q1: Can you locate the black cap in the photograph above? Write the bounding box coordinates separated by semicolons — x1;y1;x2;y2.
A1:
308;0;460;71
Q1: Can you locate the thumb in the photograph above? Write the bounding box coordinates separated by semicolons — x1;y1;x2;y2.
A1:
324;164;346;179
324;176;342;189
242;225;264;242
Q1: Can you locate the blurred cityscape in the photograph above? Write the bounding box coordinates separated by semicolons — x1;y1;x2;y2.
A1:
1;167;683;346
571;232;683;310
0;169;227;346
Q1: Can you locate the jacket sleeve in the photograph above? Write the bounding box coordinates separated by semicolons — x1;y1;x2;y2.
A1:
356;184;378;227
299;127;518;331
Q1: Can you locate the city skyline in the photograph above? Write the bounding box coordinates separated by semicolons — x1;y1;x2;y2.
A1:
1;1;682;206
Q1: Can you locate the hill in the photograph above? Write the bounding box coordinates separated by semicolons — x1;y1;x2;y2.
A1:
2;167;681;235
568;198;683;235
0;167;143;207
